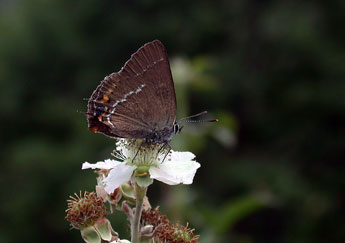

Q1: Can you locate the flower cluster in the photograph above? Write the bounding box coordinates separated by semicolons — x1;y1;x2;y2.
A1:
66;138;201;243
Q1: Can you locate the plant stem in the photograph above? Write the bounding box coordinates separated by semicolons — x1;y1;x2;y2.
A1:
131;183;147;243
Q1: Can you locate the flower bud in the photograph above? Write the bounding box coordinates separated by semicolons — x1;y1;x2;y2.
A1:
65;192;115;243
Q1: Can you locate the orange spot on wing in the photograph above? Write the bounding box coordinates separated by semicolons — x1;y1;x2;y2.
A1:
90;127;98;132
97;116;102;122
100;95;109;103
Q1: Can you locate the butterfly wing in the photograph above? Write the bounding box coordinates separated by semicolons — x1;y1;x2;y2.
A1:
87;40;177;139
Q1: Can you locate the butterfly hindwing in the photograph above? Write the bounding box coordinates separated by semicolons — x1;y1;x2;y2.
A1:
87;40;177;139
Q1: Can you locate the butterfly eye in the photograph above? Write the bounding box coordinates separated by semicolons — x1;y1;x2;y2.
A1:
173;124;180;134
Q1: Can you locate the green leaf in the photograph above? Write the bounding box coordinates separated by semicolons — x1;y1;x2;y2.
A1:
94;218;112;242
80;226;101;243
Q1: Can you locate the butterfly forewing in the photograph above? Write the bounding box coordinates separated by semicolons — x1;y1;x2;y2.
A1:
87;40;177;140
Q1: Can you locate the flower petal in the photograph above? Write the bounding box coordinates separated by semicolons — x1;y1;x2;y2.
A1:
149;151;200;185
103;163;136;194
171;151;196;161
82;159;121;170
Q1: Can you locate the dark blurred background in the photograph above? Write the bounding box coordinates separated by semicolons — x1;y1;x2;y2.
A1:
0;0;344;242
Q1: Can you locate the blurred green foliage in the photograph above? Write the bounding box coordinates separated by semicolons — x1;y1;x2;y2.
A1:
0;0;344;242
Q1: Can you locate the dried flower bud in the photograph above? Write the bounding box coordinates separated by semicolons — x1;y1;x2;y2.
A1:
141;208;199;242
65;191;108;229
65;191;115;243
141;207;170;228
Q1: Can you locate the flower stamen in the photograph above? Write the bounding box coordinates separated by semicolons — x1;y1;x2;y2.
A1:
136;172;148;177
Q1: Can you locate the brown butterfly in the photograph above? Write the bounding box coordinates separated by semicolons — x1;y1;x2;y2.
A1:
86;40;180;145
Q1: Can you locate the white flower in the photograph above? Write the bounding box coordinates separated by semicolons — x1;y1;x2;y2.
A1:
111;239;131;243
82;139;200;194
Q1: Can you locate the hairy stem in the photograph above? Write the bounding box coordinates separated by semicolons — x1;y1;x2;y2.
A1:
131;183;147;243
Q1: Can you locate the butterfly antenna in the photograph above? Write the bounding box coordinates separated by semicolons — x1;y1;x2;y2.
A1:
178;111;208;122
183;119;219;123
178;111;219;124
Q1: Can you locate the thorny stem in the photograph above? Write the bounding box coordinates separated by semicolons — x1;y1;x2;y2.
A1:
131;183;147;243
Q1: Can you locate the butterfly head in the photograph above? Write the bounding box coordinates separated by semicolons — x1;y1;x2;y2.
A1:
173;122;183;135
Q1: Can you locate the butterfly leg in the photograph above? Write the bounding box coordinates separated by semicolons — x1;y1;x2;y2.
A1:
132;140;144;162
156;143;167;159
161;143;172;163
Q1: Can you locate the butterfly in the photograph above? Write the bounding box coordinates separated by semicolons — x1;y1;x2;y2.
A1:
86;40;181;145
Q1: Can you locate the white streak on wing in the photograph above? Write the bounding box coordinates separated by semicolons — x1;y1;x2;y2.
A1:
134;58;164;77
106;117;115;127
94;56;163;116
106;83;146;117
109;108;116;115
